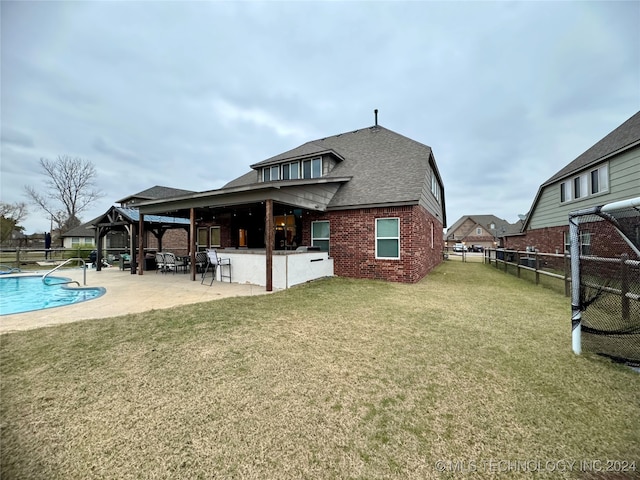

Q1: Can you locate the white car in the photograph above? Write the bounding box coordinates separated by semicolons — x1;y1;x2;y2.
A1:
452;243;467;252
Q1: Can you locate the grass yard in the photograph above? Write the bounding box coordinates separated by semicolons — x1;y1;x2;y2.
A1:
1;261;638;479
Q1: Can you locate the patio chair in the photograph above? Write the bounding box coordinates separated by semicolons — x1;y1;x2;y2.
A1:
164;252;186;274
201;249;231;285
194;251;207;273
155;252;166;273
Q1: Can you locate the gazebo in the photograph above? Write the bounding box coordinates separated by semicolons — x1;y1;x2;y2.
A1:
91;206;190;273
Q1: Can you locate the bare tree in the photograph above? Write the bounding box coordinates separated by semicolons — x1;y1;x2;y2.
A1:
24;155;103;233
0;201;28;245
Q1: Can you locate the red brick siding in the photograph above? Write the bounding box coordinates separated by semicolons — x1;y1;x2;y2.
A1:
504;226;567;254
144;228;189;255
303;205;443;283
505;222;636;258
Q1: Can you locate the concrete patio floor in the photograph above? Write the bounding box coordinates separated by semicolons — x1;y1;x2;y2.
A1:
1;266;272;334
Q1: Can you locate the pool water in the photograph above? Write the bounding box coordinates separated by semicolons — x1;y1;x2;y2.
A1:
0;275;106;315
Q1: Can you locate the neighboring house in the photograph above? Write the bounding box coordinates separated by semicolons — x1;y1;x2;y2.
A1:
137;123;447;283
60;223;96;249
505;111;640;254
445;215;520;250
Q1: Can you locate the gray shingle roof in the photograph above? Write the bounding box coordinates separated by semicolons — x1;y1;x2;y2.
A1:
225;125;436;210
116;185;196;204
542;110;640;186
447;215;513;237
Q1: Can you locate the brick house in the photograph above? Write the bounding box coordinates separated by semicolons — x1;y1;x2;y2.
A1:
137;122;447;283
445;215;521;251
504;111;640;255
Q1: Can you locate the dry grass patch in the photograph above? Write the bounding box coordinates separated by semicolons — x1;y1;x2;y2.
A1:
1;262;639;479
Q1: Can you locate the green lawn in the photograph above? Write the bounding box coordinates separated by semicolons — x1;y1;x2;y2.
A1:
1;262;638;479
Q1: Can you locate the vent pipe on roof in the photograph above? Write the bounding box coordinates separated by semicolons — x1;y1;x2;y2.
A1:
374;109;378;126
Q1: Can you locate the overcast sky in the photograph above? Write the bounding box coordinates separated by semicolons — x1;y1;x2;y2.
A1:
2;1;639;235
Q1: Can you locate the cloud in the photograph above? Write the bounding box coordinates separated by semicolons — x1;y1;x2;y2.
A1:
92;136;138;163
211;98;315;140
1;127;35;149
1;1;637;234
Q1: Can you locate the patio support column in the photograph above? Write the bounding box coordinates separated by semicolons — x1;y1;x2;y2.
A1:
190;208;196;281
266;199;274;292
96;227;103;272
129;225;136;274
138;213;145;275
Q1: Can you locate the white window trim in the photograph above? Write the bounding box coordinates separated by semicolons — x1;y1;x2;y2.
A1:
302;157;323;179
311;220;330;252
560;162;609;204
375;217;400;260
282;161;300;180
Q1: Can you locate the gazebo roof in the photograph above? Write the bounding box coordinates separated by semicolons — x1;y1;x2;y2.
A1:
93;206;190;228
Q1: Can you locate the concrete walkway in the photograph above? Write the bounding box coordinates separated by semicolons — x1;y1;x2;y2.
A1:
1;267;272;334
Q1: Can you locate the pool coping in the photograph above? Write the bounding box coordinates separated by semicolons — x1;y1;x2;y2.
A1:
0;267;272;334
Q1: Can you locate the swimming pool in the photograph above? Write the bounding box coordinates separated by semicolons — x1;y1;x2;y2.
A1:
0;275;106;315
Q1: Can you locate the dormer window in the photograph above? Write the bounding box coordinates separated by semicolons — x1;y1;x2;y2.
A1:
302;157;322;179
262;165;280;182
262;157;323;182
282;161;300;180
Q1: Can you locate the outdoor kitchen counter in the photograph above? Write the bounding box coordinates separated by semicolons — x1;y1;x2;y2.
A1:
211;249;333;288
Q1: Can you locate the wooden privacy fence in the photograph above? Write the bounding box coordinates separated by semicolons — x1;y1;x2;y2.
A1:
484;249;639;309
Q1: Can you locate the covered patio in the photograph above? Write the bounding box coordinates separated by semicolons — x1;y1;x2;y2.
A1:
135;179;348;290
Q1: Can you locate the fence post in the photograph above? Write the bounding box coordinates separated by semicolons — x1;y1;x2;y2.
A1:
535;251;540;285
621;254;630;321
516;251;521;278
564;252;570;297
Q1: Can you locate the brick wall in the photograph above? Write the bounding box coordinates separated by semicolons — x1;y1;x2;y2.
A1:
503;226;567;254
303;204;443;283
504;221;636;259
144;228;189;255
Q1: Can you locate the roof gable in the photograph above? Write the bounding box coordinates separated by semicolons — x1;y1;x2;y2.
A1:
447;215;513;237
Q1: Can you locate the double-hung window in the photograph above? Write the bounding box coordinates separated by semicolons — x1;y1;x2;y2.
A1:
311;221;329;252
376;218;400;259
